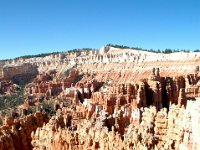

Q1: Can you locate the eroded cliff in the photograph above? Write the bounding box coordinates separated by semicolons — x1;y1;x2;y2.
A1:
0;46;200;150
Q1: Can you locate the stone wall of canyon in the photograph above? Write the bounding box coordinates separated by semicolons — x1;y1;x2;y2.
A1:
0;46;200;150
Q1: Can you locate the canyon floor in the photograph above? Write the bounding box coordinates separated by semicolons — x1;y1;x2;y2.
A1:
0;46;200;150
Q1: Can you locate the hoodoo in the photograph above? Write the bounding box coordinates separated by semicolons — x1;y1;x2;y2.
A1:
0;46;200;149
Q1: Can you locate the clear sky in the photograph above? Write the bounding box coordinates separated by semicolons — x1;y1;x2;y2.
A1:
0;0;199;59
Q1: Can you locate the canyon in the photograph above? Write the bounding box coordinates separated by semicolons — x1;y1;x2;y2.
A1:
0;46;200;150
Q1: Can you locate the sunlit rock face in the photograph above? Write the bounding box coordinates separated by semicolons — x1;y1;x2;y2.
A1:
0;63;38;82
1;46;200;150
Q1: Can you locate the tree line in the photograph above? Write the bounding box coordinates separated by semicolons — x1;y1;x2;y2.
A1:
106;44;200;54
13;48;95;60
2;45;200;61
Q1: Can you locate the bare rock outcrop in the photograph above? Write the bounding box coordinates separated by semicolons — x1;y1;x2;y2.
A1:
1;47;200;150
30;101;200;150
0;112;48;150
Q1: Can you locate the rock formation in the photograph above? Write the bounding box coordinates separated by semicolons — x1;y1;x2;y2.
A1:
30;101;200;150
0;112;48;150
0;46;200;149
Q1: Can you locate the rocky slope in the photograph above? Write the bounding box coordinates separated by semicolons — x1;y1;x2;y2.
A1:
0;46;200;149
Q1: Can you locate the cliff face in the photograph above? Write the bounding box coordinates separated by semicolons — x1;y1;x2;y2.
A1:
1;46;200;150
0;63;38;83
1;47;200;80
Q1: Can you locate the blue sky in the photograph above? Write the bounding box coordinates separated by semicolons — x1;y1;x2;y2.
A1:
0;0;199;59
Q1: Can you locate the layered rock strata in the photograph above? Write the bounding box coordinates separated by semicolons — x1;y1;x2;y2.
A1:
0;46;200;150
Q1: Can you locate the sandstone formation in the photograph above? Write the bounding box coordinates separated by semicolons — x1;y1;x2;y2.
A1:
0;63;38;82
0;112;48;150
0;46;200;149
30;101;200;150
